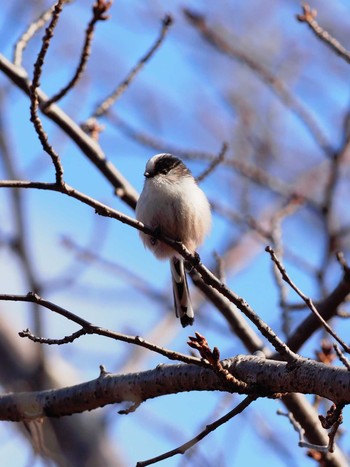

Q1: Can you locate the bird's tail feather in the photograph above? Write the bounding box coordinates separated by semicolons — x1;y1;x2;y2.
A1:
170;257;194;327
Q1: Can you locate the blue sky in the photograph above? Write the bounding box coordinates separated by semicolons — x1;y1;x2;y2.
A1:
1;0;350;466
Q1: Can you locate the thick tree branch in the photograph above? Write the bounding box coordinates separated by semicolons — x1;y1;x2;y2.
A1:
0;355;349;423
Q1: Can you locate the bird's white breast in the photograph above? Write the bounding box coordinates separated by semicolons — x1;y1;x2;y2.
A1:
136;176;211;259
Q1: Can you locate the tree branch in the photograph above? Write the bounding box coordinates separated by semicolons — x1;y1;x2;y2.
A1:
0;355;349;422
297;4;350;64
137;395;257;466
0;53;138;208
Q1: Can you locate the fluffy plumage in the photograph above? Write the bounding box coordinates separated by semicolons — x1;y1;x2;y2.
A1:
136;154;211;327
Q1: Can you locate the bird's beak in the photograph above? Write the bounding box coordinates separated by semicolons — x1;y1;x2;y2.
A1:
144;171;151;178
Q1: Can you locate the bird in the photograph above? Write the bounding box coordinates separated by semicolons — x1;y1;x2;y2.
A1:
136;153;211;327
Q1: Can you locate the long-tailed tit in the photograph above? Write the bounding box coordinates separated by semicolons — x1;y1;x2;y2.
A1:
136;154;211;327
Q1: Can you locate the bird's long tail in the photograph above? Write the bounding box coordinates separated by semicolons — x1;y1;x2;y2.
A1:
170;257;194;327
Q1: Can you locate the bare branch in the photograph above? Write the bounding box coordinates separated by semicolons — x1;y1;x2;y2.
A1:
14;1;72;66
319;403;344;453
195;142;228;183
333;344;350;371
137;395;257;466
183;8;333;158
29;0;66;185
0;53;139;207
0;178;298;363
87;14;173;121
0;355;349;422
0;292;204;367
44;0;112;108
266;246;350;353
297;4;350;64
277;410;328;452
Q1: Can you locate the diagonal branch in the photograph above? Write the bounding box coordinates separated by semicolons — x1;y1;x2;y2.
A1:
88;14;173;121
0;178;297;363
14;1;72;67
266;246;350;353
44;0;112;108
297;4;350;64
183;8;333;158
137;395;257;466
0;53;138;207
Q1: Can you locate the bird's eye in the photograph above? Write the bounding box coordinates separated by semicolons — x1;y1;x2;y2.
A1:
159;167;169;175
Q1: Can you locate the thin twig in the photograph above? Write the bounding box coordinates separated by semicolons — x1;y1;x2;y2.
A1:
14;1;72;66
0;53;139;207
277;410;328;452
87;14;173;121
44;0;112;108
19;328;86;345
0;178;298;363
319;403;344;453
183;8;333;158
0;292;206;367
29;0;65;185
266;246;350;353
195;142;228;182
297;4;350;64
269;197;304;337
136;395;257;466
333;344;350;371
110;112;302;201
188;332;248;390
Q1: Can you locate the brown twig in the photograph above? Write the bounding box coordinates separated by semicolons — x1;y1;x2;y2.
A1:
183;8;333;158
1;292;206;367
87;14;173;121
269;197;305;337
0;178;298;363
319;403;344;453
266;246;350;353
14;1;72;66
333;343;350;371
110;112;300;200
29;0;65;185
188;332;248;390
297;4;350;64
0;53;139;207
19;328;87;345
136;395;257;466
44;0;112;108
195;142;228;182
